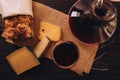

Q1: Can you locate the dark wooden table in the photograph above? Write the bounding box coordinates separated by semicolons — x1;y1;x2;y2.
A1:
0;0;120;80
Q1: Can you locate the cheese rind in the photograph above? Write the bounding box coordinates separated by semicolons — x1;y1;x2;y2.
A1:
34;36;51;58
39;22;62;41
6;47;40;75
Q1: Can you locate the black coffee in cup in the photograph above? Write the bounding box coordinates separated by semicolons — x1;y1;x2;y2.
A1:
52;41;79;68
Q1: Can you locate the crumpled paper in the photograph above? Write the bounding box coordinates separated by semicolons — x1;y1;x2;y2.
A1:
0;0;33;18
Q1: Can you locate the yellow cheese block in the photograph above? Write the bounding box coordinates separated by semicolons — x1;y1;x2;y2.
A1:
39;22;62;41
34;36;51;58
6;47;40;75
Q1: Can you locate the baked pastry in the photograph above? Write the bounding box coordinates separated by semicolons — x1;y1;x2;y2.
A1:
0;0;34;44
2;15;34;43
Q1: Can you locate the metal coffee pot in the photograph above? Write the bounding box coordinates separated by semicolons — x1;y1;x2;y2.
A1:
69;0;117;44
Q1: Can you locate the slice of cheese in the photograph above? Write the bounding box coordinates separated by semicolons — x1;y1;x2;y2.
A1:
34;36;51;58
6;47;40;75
39;22;62;41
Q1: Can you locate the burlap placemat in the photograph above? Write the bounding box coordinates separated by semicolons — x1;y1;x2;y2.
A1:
32;2;99;74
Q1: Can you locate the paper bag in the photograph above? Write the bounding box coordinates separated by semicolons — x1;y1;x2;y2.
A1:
0;0;33;18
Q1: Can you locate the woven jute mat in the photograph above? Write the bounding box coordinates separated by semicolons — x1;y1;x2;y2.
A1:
32;1;98;75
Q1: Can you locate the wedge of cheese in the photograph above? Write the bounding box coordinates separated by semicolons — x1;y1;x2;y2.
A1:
34;36;51;58
39;22;62;41
6;47;40;75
